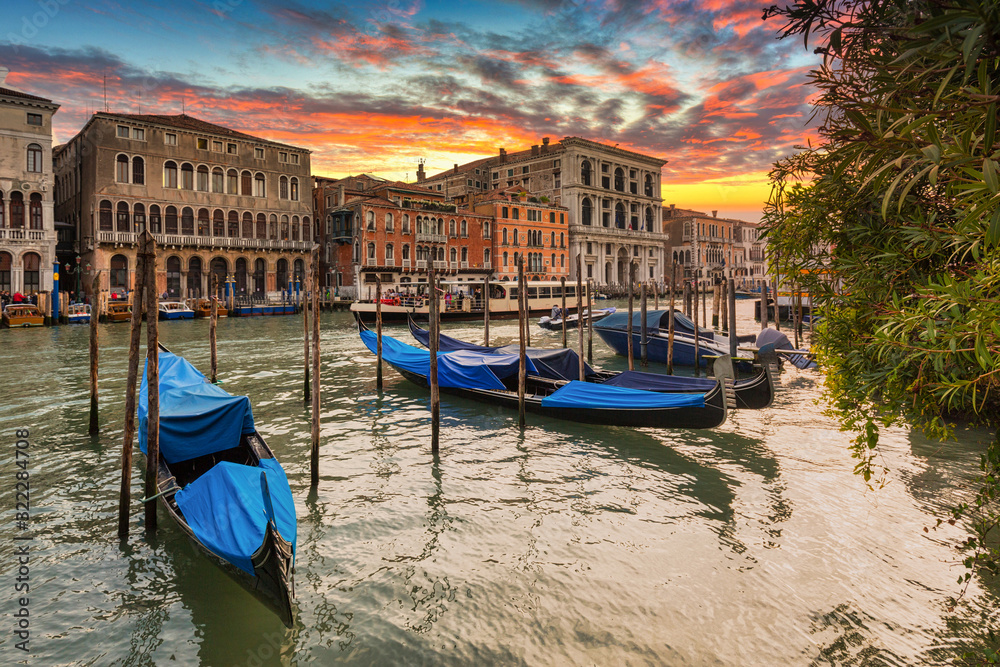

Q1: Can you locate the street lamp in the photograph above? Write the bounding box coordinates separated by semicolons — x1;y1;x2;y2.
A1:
64;255;91;303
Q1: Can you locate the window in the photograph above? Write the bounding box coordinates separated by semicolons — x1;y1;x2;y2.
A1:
614;167;625;192
26;144;42;173
116;154;129;182
254;172;266;197
507;169;514;177
165;133;177;146
226;211;239;238
512;208;519;220
132;156;145;185
290;154;299;165
366;211;375;231
116;201;129;232
279;152;288;162
197;208;209;236
241;171;252;196
22;252;40;293
522;166;529;174
181;207;194;235
402;214;410;234
163;161;178;188
291;216;299;241
213;141;223;152
117;125;130;138
402;244;410;260
254;147;264;159
227;169;238;194
280;215;288;239
367;242;376;259
385;213;394;232
449;220;456;237
581;160;592;186
132;128;144;141
279;176;288;199
197;138;208;150
165;206;178;234
197;165;209;191
134;203;146;232
461;220;467;237
181;163;194;190
290;177;299;201
213;210;224;236
227;143;238;154
149;205;161;233
502;206;509;218
26;113;42;126
386;244;394;261
255;213;266;239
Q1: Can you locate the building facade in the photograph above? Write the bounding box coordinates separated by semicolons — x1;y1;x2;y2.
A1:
0;68;59;296
418;136;668;286
472;189;569;282
663;206;764;288
54;113;313;301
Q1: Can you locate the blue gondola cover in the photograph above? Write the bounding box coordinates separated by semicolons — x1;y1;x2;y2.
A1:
540;381;706;409
174;459;297;575
600;370;718;392
139;352;255;464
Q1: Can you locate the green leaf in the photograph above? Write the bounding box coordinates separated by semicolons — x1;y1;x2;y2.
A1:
986;159;999;194
987;209;1000;247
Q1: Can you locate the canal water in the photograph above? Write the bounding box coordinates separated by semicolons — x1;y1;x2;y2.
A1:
0;300;996;665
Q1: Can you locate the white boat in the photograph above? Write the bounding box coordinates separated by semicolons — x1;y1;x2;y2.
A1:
67;303;91;324
158;301;195;320
538;306;616;330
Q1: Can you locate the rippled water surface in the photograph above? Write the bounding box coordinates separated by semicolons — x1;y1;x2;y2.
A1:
0;301;996;665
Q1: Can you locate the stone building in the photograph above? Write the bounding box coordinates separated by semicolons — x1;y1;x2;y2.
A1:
54;112;313;301
0;68;59;297
418;136;668;286
315;177;493;298
471;188;569;282
662;205;764;288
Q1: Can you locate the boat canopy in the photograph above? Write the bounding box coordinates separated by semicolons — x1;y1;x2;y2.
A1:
409;322;501;353
756;328;817;369
595;309;710;338
174;458;296;575
540;380;706;409
601;370;718;392
139;351;256;464
361;329;540;390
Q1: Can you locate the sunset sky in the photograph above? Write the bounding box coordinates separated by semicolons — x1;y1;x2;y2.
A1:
2;0;821;222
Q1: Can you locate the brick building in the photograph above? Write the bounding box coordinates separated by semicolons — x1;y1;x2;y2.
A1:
54;113;313;301
471;188;569;282
663;206;764;288
0;68;59;297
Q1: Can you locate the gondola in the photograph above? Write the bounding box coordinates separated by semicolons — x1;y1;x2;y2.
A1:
538;307;616;330
138;344;297;627
406;316;776;410
361;319;728;429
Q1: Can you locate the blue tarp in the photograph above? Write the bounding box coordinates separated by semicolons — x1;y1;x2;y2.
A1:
540;381;706;409
601;370;718;392
361;329;538;390
595;309;713;338
408;321;501;352
139;352;255;464
174;458;297;575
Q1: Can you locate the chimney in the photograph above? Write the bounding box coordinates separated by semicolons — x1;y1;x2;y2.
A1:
531;145;539;157
416;161;425;182
338;184;345;206
712;210;718;217
453;163;459;174
541;137;550;153
0;67;8;86
499;148;507;164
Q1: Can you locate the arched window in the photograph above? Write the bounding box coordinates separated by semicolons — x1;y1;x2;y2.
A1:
353;242;360;263
116;154;129;182
22;252;40;293
483;221;491;238
212;167;224;193
235;257;248;294
685;250;691;264
645;174;654;197
110;254;129;289
164;161;178;188
226;211;237;237
450;247;457;263
276;259;288;290
645;206;654;232
581;160;592;186
132;156;145;185
0;252;10;292
116;201;130;232
279;176;288;200
503;251;509;266
502;228;508;245
293;259;305;287
26;144;42;173
280;215;288;240
366;211;375;231
291;216;299;242
149;205;161;233
162;206;177;234
254;172;266;198
98;199;112;231
166;256;181;297
0;192;5;228
227;169;238;194
197;165;209;191
303;216;311;242
402;214;410;234
615;202;625;229
213;210;224;237
29;194;42;230
133;203;145;232
385;244;394;262
253;258;266;295
290;177;299;201
367;242;376;259
581;197;592;225
385;212;393;232
461;247;468;262
198;208;210;236
181;207;194;235
181;163;194;190
614;167;624;192
449;219;456;237
241;170;252;196
269;214;278;240
461;220;467;237
551;253;556;268
402;244;409;260
256;213;266;239
242;212;253;238
210;258;227;296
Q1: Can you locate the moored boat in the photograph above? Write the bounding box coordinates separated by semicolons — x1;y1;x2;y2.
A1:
188;298;228;318
67;303;91;324
538;306;616;330
360;320;728;429
106;302;132;322
138;344;297;626
2;304;44;328
158;301;195;320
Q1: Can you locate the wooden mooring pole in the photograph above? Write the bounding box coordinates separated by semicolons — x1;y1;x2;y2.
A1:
712;282;720;328
429;271;440;453
693;275;700;376
728;277;738;359
627;262;635;371
375;276;383;391
576;256;585;381
587;278;594;363
760;280;769;330
303;263;311;403
143;237;159;532
668;263;676;375
483;274;490;347
721;280;728;334
560;276;567;349
701;278;708;329
118;244;146;540
640;280;648;367
517;258;526;429
89;272;101;435
210;275;218;384
310;246;320;488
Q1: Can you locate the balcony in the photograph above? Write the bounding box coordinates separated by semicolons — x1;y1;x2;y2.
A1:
0;228;52;243
416;232;448;244
366;258;378;266
460;261;469;269
450;261;459;270
416;260;428;269
433;261;447;270
402;259;411;268
96;230;312;251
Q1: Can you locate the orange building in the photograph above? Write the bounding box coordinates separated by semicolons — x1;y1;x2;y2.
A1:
472;188;569;282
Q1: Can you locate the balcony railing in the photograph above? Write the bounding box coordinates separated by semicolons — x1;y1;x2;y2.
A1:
416;260;428;269
96;230;312;251
366;258;377;266
460;261;469;269
402;259;411;268
0;228;50;242
416;232;448;244
433;261;447;269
